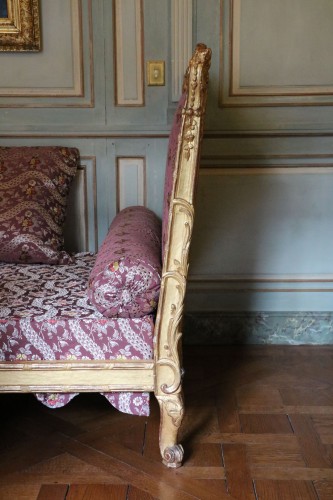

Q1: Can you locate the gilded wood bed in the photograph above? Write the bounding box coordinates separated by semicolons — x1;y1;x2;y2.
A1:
0;43;211;468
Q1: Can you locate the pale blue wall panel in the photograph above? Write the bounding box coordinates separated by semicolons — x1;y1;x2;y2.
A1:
1;0;333;342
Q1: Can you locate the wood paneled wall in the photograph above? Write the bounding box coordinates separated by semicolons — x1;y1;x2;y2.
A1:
1;0;333;343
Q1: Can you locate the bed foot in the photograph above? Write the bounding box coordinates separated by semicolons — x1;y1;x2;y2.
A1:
156;393;184;468
162;444;184;468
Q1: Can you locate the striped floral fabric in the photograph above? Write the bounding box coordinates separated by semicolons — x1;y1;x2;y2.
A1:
0;254;153;415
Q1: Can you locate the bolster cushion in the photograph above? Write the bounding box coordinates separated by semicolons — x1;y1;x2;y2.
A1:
87;206;162;318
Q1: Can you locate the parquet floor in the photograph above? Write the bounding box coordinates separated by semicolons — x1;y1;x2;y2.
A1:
0;345;333;499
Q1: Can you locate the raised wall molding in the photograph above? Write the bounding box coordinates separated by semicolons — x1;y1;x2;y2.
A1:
116;157;146;212
220;0;333;106
64;157;97;253
171;0;193;102
113;0;144;106
0;0;93;108
200;152;333;170
189;155;333;309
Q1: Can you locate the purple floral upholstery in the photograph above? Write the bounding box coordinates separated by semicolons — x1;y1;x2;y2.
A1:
0;254;153;415
0;146;79;264
88;206;162;318
162;92;187;256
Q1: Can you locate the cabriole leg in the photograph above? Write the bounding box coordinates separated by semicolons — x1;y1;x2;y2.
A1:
156;392;184;468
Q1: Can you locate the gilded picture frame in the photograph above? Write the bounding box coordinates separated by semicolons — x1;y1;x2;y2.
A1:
0;0;40;51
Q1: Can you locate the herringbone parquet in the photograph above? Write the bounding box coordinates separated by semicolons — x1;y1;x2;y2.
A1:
0;345;333;499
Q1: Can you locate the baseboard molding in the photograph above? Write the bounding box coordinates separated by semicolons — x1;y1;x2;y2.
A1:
183;312;333;345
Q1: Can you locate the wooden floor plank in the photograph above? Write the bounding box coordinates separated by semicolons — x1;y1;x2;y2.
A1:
217;393;242;434
313;480;333;500
254;479;318;500
289;414;333;468
65;484;128;500
0;434;63;477
239;413;293;434
127;485;157;499
311;415;333;444
223;444;256;499
36;484;69;500
280;386;333;407
0;485;41;500
0;452;126;485
176;466;226;479
252;466;333;481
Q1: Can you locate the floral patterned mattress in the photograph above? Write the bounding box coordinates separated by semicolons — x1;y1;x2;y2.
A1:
0;253;154;415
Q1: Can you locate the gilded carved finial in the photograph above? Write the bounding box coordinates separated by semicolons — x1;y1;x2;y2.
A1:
182;45;211;161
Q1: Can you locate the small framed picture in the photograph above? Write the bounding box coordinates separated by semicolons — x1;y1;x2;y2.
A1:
0;0;41;52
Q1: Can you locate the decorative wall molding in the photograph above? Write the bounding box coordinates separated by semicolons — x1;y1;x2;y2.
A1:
188;156;333;307
188;275;333;294
201;166;333;176
200;152;333;170
0;0;93;107
220;0;333;106
116;157;146;212
64;156;97;253
3;131;333;139
0;132;170;139
171;0;193;102
113;0;144;106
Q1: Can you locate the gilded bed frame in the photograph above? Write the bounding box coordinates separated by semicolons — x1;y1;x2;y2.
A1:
0;44;211;468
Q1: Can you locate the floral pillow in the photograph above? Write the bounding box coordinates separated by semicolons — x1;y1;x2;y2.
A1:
88;206;162;318
0;146;79;264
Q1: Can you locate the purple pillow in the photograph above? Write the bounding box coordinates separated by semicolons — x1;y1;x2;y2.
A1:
0;146;79;264
88;206;162;318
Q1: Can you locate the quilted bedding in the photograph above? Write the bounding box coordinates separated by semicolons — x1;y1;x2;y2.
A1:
0;253;154;415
